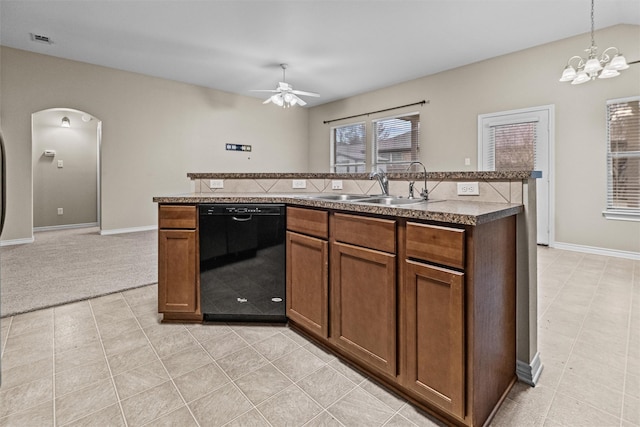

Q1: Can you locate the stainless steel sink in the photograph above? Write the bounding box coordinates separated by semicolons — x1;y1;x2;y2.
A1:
358;196;446;206
358;196;426;205
306;194;445;206
310;194;370;201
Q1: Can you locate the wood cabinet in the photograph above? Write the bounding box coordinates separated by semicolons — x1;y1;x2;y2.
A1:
402;218;516;426
330;213;397;379
286;207;517;427
286;207;329;339
158;204;201;322
405;251;465;418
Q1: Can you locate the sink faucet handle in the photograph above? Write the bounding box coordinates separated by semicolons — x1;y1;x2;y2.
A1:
408;181;415;199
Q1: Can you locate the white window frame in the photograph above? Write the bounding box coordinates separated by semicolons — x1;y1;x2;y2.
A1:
371;112;420;172
330;121;367;173
603;96;640;222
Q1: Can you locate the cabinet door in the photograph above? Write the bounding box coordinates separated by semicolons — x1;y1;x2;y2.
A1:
404;260;465;418
158;229;198;313
331;242;396;378
286;231;329;339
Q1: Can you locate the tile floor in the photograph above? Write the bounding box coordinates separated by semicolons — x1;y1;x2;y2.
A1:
0;247;638;426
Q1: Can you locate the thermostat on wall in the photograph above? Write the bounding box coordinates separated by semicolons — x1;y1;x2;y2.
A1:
44;150;56;157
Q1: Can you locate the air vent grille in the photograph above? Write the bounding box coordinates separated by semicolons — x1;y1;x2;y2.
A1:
30;33;52;44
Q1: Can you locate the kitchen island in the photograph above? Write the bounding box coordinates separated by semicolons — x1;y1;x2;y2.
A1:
153;170;539;427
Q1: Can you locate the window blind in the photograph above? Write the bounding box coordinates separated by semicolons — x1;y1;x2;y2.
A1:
333;122;366;173
606;98;640;214
373;113;420;172
488;120;537;171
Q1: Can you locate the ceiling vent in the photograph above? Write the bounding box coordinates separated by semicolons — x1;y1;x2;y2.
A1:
30;33;52;44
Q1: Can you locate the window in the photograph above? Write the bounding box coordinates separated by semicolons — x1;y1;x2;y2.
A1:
488;122;536;170
373;113;420;172
332;122;366;173
604;97;640;221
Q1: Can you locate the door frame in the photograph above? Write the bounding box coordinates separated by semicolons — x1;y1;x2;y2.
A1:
477;105;554;246
31;108;102;232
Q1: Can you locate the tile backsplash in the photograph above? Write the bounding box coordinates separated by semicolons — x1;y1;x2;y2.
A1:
194;177;528;204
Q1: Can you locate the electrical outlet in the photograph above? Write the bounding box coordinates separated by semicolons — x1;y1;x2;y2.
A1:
292;179;307;189
209;179;224;189
457;182;479;195
332;180;343;190
57;208;63;215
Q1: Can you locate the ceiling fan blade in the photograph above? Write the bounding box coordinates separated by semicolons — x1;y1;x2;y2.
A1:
250;89;279;93
263;97;273;104
293;94;307;106
291;90;320;97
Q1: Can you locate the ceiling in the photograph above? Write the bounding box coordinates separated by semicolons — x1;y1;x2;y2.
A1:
1;1;638;107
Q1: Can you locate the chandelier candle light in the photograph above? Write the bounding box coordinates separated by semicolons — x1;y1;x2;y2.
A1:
559;0;629;84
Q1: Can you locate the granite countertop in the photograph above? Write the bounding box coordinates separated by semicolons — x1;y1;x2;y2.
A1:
187;171;542;180
153;193;523;226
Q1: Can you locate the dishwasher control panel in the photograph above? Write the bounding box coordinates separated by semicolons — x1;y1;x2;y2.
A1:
199;204;284;216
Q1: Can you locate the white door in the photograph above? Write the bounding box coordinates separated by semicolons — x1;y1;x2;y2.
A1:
478;106;553;245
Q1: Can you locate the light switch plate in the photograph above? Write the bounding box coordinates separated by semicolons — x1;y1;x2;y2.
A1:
457;182;479;195
57;160;64;168
292;179;307;189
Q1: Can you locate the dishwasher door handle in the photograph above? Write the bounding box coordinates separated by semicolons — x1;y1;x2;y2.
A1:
232;215;253;222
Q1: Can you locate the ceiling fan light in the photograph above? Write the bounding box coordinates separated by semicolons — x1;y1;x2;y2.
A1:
609;54;629;70
559;65;577;82
283;93;294;103
583;58;603;74
272;94;284;107
571;71;591;85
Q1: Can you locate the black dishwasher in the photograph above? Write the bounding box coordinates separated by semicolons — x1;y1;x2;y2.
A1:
199;204;286;323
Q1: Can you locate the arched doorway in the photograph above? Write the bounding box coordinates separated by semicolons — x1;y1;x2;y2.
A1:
32;108;102;231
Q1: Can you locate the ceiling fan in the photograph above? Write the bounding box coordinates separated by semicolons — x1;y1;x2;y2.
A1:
251;64;320;107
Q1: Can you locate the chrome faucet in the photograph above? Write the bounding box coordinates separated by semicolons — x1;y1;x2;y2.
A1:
406;161;429;200
370;170;389;196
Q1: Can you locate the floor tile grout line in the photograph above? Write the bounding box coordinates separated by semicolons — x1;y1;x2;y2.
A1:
619;263;638;426
88;294;129;427
183;324;275;427
543;254;619;424
0;315;13;360
537;250;585;321
122;296;202;427
539;251;588;423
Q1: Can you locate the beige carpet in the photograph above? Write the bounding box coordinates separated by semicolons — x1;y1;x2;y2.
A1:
0;226;157;317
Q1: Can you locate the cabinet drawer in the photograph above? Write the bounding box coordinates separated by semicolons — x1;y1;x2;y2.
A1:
406;222;465;269
287;207;328;239
333;213;396;253
159;205;197;229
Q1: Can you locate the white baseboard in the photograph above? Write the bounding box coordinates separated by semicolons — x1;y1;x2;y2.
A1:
0;236;36;247
551;241;640;260
516;352;543;386
33;222;99;232
100;225;157;236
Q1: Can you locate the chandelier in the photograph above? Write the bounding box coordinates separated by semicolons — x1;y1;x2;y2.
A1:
559;0;629;85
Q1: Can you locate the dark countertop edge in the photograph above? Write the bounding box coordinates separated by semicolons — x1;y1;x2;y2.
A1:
152;195;523;226
186;171;542;180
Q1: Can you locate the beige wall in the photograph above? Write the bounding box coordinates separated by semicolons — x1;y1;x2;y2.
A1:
2;24;639;253
308;24;640;254
32;109;98;227
0;47;309;240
